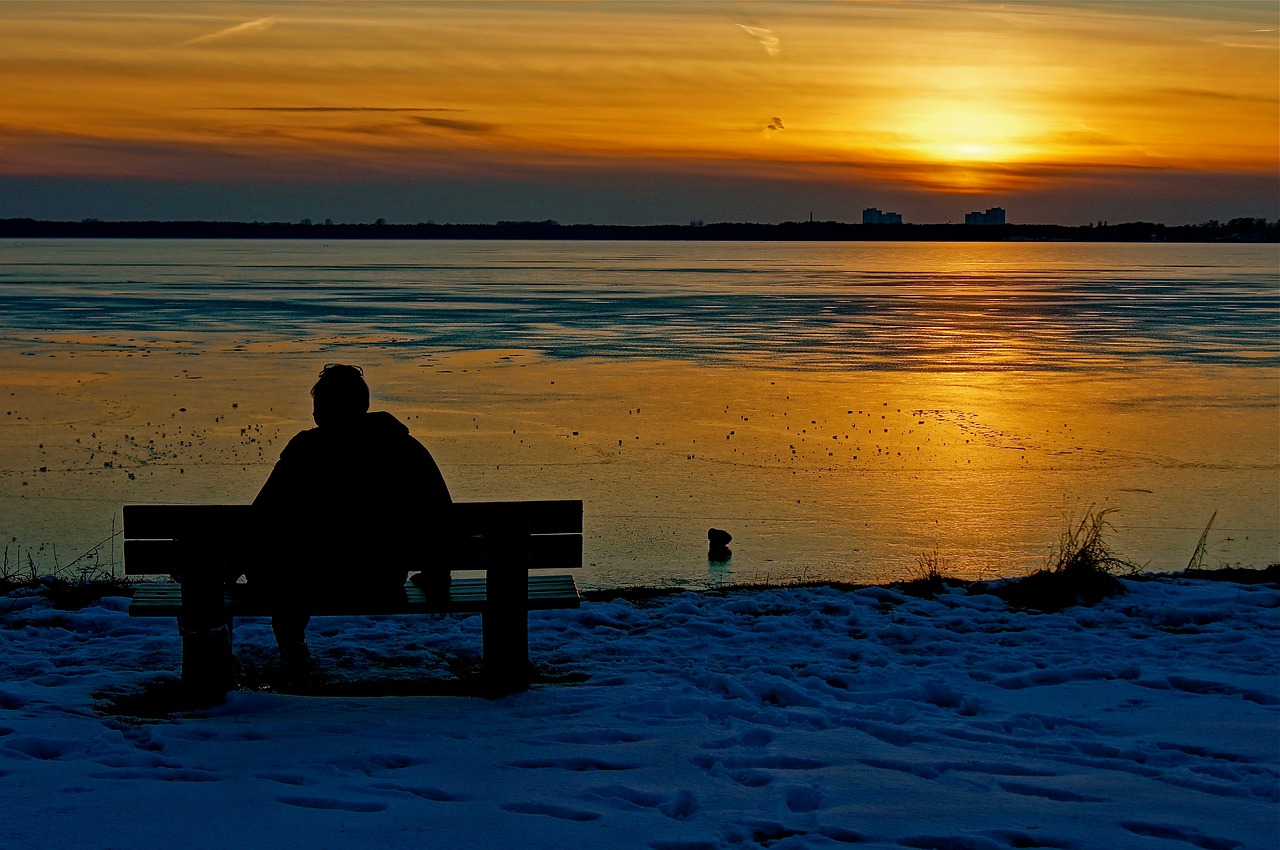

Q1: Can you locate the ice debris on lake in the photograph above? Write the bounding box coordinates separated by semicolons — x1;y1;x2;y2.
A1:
0;576;1275;849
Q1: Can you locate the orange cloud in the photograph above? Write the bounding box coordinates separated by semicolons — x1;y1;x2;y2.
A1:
0;0;1273;199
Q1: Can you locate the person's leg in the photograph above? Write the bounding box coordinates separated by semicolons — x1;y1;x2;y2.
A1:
271;610;309;649
271;609;311;673
246;566;311;671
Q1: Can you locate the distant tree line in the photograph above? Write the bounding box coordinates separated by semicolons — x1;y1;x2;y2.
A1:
0;217;1275;242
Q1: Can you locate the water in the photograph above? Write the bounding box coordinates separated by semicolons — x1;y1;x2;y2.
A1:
1;239;1276;587
4;240;1273;369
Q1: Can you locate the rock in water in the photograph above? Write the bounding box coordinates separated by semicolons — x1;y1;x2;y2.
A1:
708;528;733;562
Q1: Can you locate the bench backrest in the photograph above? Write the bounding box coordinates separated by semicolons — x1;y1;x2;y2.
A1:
123;500;583;577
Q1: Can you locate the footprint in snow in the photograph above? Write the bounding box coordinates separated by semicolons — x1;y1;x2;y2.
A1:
583;784;699;820
692;753;828;771
254;772;316;786
367;781;465;802
87;767;223;782
1119;821;1242;850
506;756;638;771
276;796;388;813
2;736;83;761
700;727;775;749
1153;741;1253;763
859;757;1059;782
528;728;649;745
783;784;825;812
1142;676;1280;706
998;780;1108;803
501;801;601;821
323;752;426;773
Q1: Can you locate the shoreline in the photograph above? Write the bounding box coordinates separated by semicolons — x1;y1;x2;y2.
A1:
2;218;1277;243
9;560;1277;616
582;562;1280;601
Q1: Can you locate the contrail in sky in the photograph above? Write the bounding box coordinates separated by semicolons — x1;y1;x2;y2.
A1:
185;17;277;46
736;24;781;57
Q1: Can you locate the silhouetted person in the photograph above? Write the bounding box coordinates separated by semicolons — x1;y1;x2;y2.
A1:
250;364;452;672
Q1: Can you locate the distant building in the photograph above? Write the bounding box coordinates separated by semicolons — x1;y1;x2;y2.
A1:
965;207;1007;225
862;208;903;225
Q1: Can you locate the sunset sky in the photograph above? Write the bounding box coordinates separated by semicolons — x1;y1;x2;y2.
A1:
1;1;1276;225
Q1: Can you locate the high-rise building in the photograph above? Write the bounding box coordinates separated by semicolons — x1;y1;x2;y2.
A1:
862;208;903;225
965;207;1007;225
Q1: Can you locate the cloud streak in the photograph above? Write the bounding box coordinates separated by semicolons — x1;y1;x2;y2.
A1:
185;17;276;46
736;24;780;57
412;116;495;134
221;107;468;113
204;107;497;135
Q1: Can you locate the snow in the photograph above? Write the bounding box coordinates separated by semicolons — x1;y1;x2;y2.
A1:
0;577;1276;849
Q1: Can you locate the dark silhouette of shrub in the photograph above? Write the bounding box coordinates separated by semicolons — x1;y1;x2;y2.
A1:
994;508;1133;613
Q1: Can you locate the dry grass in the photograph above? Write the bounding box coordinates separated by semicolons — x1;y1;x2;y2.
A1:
1186;511;1217;572
994;506;1132;612
1046;506;1140;576
897;548;956;599
3;542;132;611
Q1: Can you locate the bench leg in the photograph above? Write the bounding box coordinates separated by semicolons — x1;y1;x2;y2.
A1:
483;567;530;693
482;609;529;693
181;622;235;699
180;573;235;701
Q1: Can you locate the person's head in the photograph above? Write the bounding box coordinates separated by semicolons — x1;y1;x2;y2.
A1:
311;363;369;427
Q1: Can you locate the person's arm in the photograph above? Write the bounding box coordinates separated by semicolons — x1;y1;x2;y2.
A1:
246;432;309;583
253;431;312;509
415;443;452;505
397;435;453;584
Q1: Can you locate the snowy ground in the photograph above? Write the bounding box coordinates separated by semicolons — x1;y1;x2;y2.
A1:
0;576;1276;850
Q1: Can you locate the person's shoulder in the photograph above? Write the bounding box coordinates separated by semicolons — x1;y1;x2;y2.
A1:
279;426;322;457
365;411;411;436
366;412;436;462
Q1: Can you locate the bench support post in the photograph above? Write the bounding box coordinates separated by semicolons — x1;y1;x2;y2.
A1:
483;534;530;693
179;560;235;702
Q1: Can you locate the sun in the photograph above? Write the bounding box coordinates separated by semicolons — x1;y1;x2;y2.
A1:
900;100;1041;166
865;97;1052;192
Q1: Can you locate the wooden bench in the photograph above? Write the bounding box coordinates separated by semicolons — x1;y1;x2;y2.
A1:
124;500;582;697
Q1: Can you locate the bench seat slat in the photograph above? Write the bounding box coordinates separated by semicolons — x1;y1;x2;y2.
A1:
127;574;576;600
124;534;582;576
128;575;580;618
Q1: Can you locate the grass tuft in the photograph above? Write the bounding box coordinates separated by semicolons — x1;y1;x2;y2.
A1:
1046;506;1140;576
994;506;1133;612
896;548;956;599
1177;562;1280;585
3;543;132;611
1186;511;1217;572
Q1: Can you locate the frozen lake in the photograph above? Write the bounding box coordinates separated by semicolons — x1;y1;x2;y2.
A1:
0;239;1276;587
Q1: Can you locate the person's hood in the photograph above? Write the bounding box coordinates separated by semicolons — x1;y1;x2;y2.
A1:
359;410;410;436
281;411;411;458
